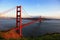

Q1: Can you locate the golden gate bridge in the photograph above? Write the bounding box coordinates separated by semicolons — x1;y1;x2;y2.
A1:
0;6;43;38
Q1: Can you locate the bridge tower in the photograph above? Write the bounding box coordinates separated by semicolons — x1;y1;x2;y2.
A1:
16;6;22;37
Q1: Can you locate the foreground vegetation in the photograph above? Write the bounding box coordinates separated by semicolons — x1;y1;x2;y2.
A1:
0;30;60;40
0;32;60;40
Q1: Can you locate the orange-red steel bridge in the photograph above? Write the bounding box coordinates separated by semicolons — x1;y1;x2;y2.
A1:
0;6;43;38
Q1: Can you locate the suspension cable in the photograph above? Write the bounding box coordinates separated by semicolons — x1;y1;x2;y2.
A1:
22;7;33;18
0;6;16;15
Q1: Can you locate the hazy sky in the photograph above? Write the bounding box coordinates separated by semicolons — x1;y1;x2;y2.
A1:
0;0;60;18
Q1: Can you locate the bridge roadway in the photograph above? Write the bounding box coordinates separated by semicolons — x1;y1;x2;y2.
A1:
11;18;42;30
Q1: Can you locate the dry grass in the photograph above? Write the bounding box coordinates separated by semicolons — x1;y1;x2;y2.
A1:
0;29;20;39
